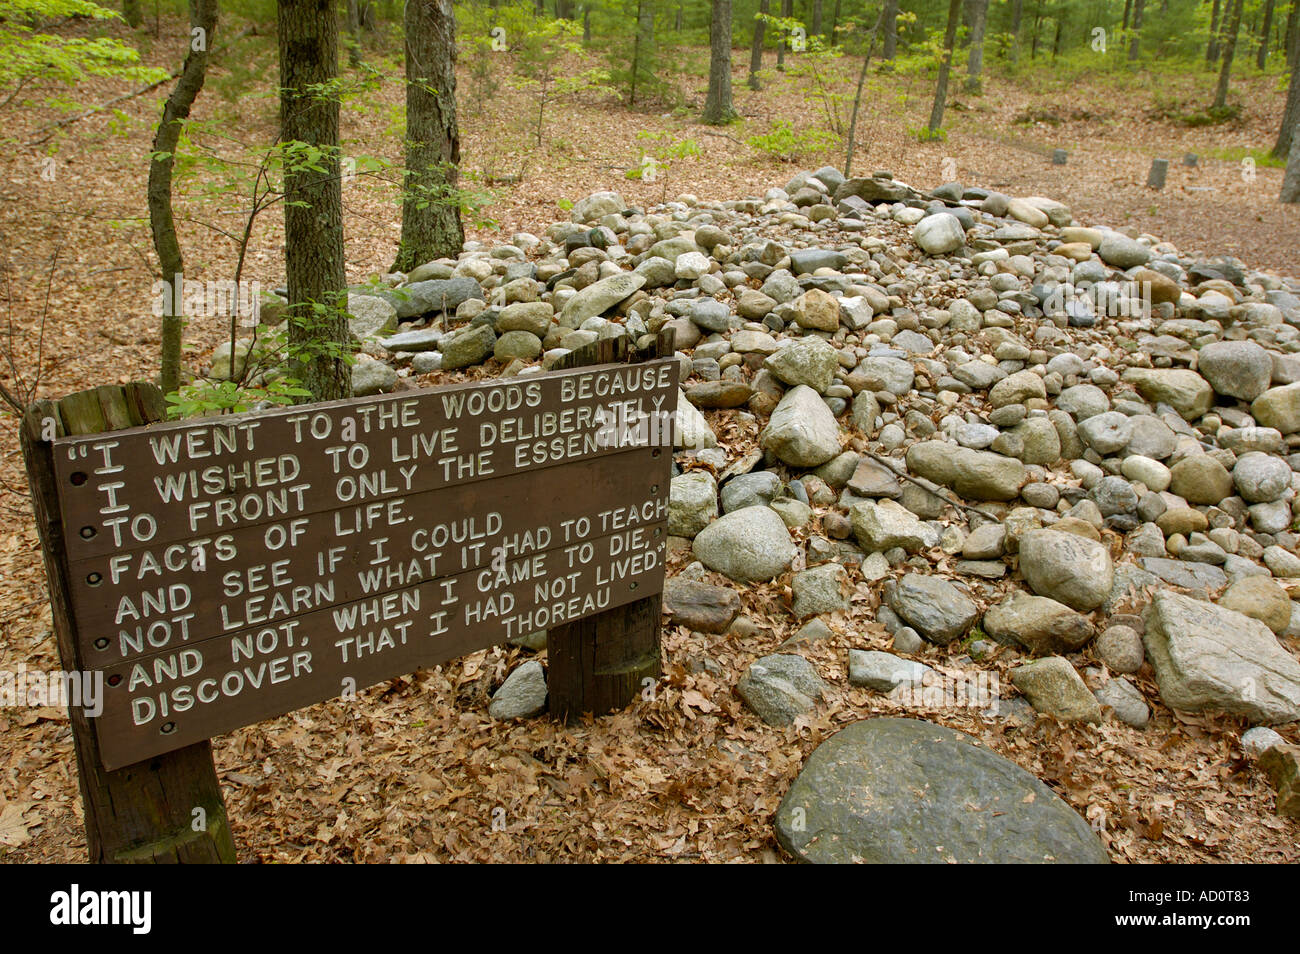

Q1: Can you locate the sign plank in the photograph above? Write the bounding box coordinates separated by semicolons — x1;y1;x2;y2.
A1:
41;359;677;770
67;449;667;665
53;362;677;561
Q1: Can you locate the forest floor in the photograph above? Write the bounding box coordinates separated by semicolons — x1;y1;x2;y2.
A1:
0;17;1297;862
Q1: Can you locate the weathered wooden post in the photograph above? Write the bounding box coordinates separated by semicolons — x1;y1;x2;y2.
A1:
546;329;675;721
20;384;237;863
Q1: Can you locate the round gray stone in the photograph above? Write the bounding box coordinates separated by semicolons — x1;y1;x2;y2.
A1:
774;718;1109;863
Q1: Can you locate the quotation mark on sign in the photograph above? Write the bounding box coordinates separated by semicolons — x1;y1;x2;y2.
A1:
940;156;957;181
1091;27;1107;53
1240;157;1256;186
490;26;507;52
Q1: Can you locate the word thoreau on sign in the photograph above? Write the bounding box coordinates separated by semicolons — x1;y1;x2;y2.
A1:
52;361;677;769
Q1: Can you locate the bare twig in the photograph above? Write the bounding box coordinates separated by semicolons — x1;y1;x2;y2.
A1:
23;28;255;147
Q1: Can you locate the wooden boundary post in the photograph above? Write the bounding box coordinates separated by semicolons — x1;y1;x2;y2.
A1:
21;383;237;863
546;328;675;721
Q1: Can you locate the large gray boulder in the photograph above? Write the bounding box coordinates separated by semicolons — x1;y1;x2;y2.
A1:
692;506;795;582
885;573;979;644
668;471;718;538
763;336;840;392
1142;590;1300;724
774;718;1108;863
760;385;841;467
1018;529;1114;612
1196;341;1273;402
983;591;1094;655
850;499;940;553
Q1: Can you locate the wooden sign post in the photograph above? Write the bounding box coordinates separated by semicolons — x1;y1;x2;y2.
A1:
21;332;676;862
22;385;237;863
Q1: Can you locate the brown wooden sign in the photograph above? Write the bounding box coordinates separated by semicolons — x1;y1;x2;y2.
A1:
46;360;677;770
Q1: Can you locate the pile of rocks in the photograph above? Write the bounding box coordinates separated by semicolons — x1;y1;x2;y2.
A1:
260;168;1300;836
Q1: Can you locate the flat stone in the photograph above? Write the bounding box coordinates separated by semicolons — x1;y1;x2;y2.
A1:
663;578;740;634
558;272;646;327
1140;557;1227;591
773;718;1109;863
1011;656;1103;723
851;499;940;553
792;563;851;617
848;652;932;691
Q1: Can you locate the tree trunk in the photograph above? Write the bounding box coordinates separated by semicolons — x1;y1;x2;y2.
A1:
1287;0;1299;68
1031;14;1041;58
1282;120;1300;201
1129;0;1145;59
965;0;989;91
1009;0;1023;61
584;4;591;43
395;0;464;273
828;0;839;42
149;0;218;397
1214;0;1244;109
1208;0;1222;61
1122;0;1132;30
777;0;792;70
631;0;654;105
812;0;822;37
124;0;142;27
346;0;363;67
927;0;963;135
843;7;884;177
1273;27;1300;157
883;0;898;59
278;0;349;402
1052;11;1064;59
1258;0;1275;68
749;0;768;90
703;0;736;123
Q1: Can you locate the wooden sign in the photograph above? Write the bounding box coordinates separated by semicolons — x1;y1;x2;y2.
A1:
46;360;677;770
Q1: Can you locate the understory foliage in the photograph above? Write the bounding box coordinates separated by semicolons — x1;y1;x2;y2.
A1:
0;0;167;109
